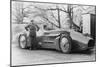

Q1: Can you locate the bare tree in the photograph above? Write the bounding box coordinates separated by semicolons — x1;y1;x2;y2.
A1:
32;8;60;28
33;5;64;28
13;2;95;29
12;2;30;24
33;5;79;29
29;4;95;30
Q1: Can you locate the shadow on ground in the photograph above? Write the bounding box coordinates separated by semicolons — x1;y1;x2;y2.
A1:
13;42;95;55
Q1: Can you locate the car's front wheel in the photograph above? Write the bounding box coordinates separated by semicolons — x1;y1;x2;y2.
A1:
18;34;27;49
59;34;72;53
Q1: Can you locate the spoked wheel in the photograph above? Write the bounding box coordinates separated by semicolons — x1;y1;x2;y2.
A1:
18;34;27;49
59;34;71;53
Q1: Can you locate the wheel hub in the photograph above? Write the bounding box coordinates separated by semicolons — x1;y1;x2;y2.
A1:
20;36;26;48
60;37;70;52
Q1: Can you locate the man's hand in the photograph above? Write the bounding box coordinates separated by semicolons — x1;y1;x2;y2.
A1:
25;26;29;31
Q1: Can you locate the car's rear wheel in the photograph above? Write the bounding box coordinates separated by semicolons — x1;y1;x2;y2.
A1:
59;34;71;53
18;34;27;49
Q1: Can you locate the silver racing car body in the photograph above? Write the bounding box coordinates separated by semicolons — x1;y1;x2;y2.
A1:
18;25;95;53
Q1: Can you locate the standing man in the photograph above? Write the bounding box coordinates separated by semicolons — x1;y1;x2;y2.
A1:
25;20;38;50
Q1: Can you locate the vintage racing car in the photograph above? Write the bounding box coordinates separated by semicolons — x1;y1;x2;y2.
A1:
18;24;95;53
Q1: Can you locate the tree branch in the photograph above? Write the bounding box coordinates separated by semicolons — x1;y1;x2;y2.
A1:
34;13;59;28
50;11;58;22
42;16;59;28
34;6;70;13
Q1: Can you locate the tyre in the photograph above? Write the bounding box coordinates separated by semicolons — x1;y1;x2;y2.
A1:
18;34;27;49
59;34;72;53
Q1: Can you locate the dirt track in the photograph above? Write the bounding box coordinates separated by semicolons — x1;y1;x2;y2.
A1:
11;43;95;66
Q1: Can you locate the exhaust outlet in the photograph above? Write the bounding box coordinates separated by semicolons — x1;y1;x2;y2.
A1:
88;39;95;48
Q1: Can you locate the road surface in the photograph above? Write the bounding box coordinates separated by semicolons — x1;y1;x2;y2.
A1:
11;43;95;66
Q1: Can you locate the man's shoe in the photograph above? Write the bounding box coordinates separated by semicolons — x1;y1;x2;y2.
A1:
33;48;37;50
29;47;33;50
